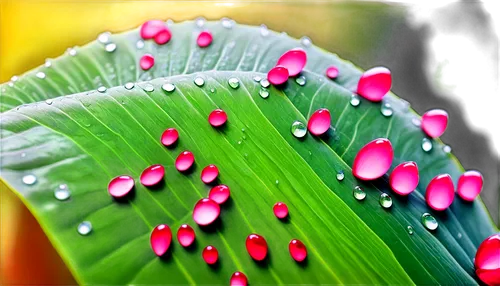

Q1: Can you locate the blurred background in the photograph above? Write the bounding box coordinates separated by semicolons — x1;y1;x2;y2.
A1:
1;0;498;284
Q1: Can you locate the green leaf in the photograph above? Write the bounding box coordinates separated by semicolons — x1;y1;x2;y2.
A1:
0;20;496;284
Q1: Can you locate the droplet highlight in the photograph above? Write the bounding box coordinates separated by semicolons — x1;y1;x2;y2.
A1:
54;184;71;201
389;161;419;196
379;193;393;209
161;83;176;93
193;198;220;226
421;213;438;231
356;67;392;102
307;108;330;136
140;164;165;187
108;175;134;198
209;185;230;204
457;170;483;202
291;120;307;138
194;77;205;87
246;234;268;261
150;224;172;256
259;88;269;99
104;43;117;53
421;138;433;152
353;186;366;201
381;103;393;117
350;94;361;107
352;138;393;180
425;174;455;211
77;221;92;235
289;239;307;262
228;77;240;89
295;75;306;86
22;174;37;185
124;82;135;90
407;225;414;235
336;170;345;181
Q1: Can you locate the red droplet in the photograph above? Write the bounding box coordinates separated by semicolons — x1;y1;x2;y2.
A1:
154;28;171;45
150;224;172;256
208;109;227;127
457;170;483;202
175;151;194;172
307;108;331;136
352;138;394;180
245;234;268;261
202;245;219;264
177;224;195;247
425;174;455;211
475;233;500;286
108;175;134;198
267;65;289;85
326;66;339;79
197;31;213;47
209;185;230;204
161;128;179;147
389;161;419;195
230;272;248;286
421;109;448;138
356;67;392;102
276;48;307;77
193;198;220;226
140;164;165;187
201;165;219;184
273;202;289;219
289;239;307;262
140;54;155;70
140;20;166;39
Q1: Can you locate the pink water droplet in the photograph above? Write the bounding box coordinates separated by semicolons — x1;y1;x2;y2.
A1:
140;20;166;39
352;138;394;180
201;165;219;184
209;185;230;204
140;54;155;70
193;198;220;226
208;109;227;127
425;174;455;211
246;234;268;261
307;108;331;136
154;28;171;45
326;66;339;79
161;128;179;147
108;175;134;198
175;151;195;172
289;239;307;262
140;164;165;187
267;65;289;85
197;31;213;48
202;245;219;264
475;233;500;286
273;202;289;219
177;224;195;247
421;109;448;138
150;224;172;256
230;272;248;286
276;48;307;77
356;67;392;102
457;170;483;201
389;161;419;195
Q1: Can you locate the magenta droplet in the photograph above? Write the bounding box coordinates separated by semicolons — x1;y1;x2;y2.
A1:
197;31;213;48
108;175;134;198
273;202;289;219
307;108;331;136
230;272;248;286
140;54;155;70
140;164;165;187
193;198;220;226
177;224;195;247
209;185;230;204
154;28;171;45
267;65;289;85
202;245;219;264
289;239;307;262
246;234;268;261
356;67;392;102
140;20;166;39
352;138;394;180
326;66;339;79
475;233;500;286
457;170;483;202
161;128;179;147
150;224;172;256
201;165;219;184
389;161;419;196
175;151;195;172
425;174;455;211
276;48;307;77
421;109;448;138
208;109;227;127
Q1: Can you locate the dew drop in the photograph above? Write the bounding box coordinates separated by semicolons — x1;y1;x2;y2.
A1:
68;48;77;56
77;221;92;235
140;164;165;187
177;224;195;247
193;198;220;226
230;272;248;286
421;138;433;152
22;174;37;185
175;151;195;172
381;103;393;117
97;86;107;93
474;233;500;286
260;24;269;37
290;120;307;138
210;88;216;93
143;83;154;92
389;161;419;196
161;128;178;147
350;94;361;106
161;83;176;93
277;48;307;77
202;245;219;264
208;109;227;127
326;66;339;79
412;117;422;127
457;170;483;202
357;67;391;102
209;185;230;204
11;75;18;82
197;31;213;48
289;239;307;262
421;109;448;138
150;224;172;256
336;170;345;181
246;234;268;261
421;213;438;230
295;75;306;86
54;184;71;201
124;82;135;90
253;75;262;82
195;17;206;28
45;99;53;105
45;59;52;68
104;43;117;53
140;54;155;70
258;88;269;99
407;225;414;235
36;72;46;79
425;174;454;211
443;145;452;153
221;17;234;29
260;79;270;88
379;193;393;208
136;40;145;49
273;202;289;219
300;36;312;47
267;66;289;85
275;180;279;185
352;138;393;180
307;108;330;136
353;186;366;201
194;77;205;87
228;77;240;89
108;175;134;198
201;165;219;184
97;32;111;44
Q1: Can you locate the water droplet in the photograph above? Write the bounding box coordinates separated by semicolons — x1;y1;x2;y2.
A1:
307;108;330;136
291;120;307;138
276;180;279;185
11;75;19;82
273;202;289;219
8;82;14;87
289;239;307;262
260;24;269;37
336;170;345;181
108;175;134;198
36;72;46;79
77;221;92;235
202;245;219;264
259;88;269;99
161;83;176;93
136;40;145;49
350;94;361;107
457;170;483;202
421;213;438;230
379;193;393;208
161;128;178;147
253;75;262;82
175;151;195;172
295;75;306;86
22;174;37;185
124;82;135;90
140;54;155;70
474;233;500;285
143;83;154;92
443;145;452;153
195;17;206;28
194;77;205;87
209;185;230;204
353;138;393;180
201;165;219;184
104;43;117;53
426;174;454;211
421;109;448;138
407;225;414;235
97;86;107;93
457;233;462;239
68;48;77;56
210;88;216;93
45;99;53;105
208;109;227;127
267;66;289;85
326;66;339;79
356;67;391;102
277;48;307;77
228;77;240;89
300;36;312;47
193;198;220;226
260;79;270;88
230;272;248;286
45;59;52;68
154;28;171;45
353;186;366;201
54;184;70;201
140;20;167;39
246;234;268;261
20;153;26;158
197;31;213;47
221;17;234;29
381;103;393;117
97;32;111;44
177;224;195;247
389;161;419;196
150;224;172;256
140;164;165;187
421;138;433;152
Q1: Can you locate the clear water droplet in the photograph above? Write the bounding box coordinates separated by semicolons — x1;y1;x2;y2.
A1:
177;224;195;247
45;99;53;105
44;60;52;68
161;83;176;93
421;213;438;230
150;224;172;256
136;40;145;49
140;164;165;187
67;48;77;56
357;67;391;102
11;75;19;82
77;221;92;235
379;193;393;208
291;120;307;138
275;180;279;185
97;86;107;93
336;170;345;181
228;77;240;89
350;94;360;107
20;153;26;158
202;245;219;264
295;75;306;86
193;198;220;226
36;72;46;79
143;83;154;92
421;138;433;152
104;43;117;53
54;184;70;201
175;151;195;172
22;174;37;185
259;88;269;99
443;145;452;153
195;17;206;28
246;234;268;261
353;186;366;201
210;88;216;93
253;75;262;82
289;239;307;262
457;233;462;239
407;225;414;235
124;82;135;90
108;175;135;198
208;109;227;127
260;79;270;88
260;24;269;37
389;161;419;196
273;202;289;219
221;17;234;29
97;32;111;44
412;117;421;127
194;77;205;87
230;272;248;286
381;103;393;117
300;36;312;47
475;233;500;285
421;109;448;138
